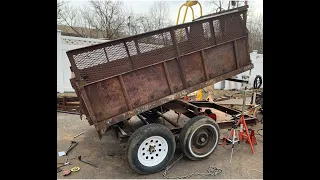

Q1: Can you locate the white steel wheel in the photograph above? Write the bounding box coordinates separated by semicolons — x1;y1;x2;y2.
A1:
179;115;220;160
126;123;176;174
137;136;168;167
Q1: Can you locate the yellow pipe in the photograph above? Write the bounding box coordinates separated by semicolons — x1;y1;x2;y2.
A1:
190;6;195;20
177;6;189;41
182;6;189;24
176;1;203;25
176;5;184;25
198;2;202;16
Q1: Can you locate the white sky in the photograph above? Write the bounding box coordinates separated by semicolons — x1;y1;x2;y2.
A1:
65;0;263;24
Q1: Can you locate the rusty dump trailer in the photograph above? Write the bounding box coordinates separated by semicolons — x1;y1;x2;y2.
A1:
67;6;254;174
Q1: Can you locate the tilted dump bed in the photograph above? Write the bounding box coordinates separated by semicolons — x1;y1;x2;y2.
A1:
67;6;253;138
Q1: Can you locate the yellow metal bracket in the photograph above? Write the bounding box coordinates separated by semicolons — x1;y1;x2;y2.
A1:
176;0;202;25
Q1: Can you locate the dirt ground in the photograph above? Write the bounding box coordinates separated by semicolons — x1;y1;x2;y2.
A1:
57;110;263;179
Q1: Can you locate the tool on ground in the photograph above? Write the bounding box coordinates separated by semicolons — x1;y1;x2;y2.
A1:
66;141;78;155
58;151;66;156
74;132;84;138
221;89;255;164
71;167;81;172
57;162;72;168
78;156;97;168
63;170;72;176
57;156;72;168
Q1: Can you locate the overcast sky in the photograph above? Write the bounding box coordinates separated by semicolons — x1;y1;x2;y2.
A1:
65;0;263;24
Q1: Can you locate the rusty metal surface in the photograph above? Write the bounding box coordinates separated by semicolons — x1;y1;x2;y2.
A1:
66;6;252;138
156;111;180;127
188;101;244;115
93;64;252;139
84;77;129;122
165;59;184;93
181;52;206;87
185;101;257;128
163;99;201;115
67;6;249;85
203;42;237;78
122;64;170;108
70;78;93;125
235;38;250;67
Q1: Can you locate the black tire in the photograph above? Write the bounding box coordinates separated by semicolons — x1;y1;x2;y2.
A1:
126;123;176;174
253;75;262;89
179;115;220;161
255;92;263;109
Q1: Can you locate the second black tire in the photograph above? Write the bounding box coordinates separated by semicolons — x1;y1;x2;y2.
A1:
179;115;220;161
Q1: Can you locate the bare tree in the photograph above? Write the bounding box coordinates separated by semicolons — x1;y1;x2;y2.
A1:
57;0;68;24
129;1;173;35
86;0;128;39
247;12;263;53
149;1;172;30
58;2;87;37
57;0;129;39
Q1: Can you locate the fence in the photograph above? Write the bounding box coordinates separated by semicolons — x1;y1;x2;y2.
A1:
57;30;108;93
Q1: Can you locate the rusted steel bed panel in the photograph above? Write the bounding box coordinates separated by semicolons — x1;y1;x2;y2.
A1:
92;64;253;139
84;77;129;121
122;64;170;108
67;6;252;138
165;59;184;93
181;52;206;87
68;7;249;85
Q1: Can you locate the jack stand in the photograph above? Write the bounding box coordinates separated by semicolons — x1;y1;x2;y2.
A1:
238;89;255;154
221;88;255;164
246;129;257;145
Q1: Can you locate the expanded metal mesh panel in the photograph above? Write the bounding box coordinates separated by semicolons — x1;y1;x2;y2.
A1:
80;58;132;83
68;7;248;85
174;21;214;56
73;41;132;83
213;12;246;44
105;43;128;61
203;22;212;39
132;31;175;68
126;40;138;56
73;48;108;69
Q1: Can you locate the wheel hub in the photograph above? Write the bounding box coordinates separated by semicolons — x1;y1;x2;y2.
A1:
195;131;209;147
148;145;156;154
137;136;168;167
